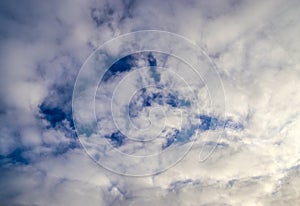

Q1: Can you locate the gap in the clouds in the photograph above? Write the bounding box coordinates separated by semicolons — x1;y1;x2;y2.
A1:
224;119;244;130
39;105;66;127
162;126;198;150
198;115;218;130
102;55;136;82
0;148;29;165
38;84;75;130
32;84;82;160
129;88;191;118
198;115;244;131
147;53;157;67
0;81;79;166
101;51;168;82
39;103;74;130
148;52;161;83
51;140;79;156
105;131;126;147
97;51;243;150
162;129;179;149
162;115;243;149
0;139;80;166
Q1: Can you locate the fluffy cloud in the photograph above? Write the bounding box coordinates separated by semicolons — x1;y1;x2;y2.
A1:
0;0;300;205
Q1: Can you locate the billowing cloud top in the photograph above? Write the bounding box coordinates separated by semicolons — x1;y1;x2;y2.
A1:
0;0;300;205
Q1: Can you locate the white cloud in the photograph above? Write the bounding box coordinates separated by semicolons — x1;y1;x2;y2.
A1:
1;0;300;205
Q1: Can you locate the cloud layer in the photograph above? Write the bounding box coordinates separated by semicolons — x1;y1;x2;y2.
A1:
0;0;300;205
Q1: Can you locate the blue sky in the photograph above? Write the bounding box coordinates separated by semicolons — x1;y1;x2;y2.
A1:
1;0;300;205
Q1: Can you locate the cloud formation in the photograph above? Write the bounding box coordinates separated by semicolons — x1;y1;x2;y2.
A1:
0;0;300;205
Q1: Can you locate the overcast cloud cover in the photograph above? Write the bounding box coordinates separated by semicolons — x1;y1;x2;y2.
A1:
0;0;300;205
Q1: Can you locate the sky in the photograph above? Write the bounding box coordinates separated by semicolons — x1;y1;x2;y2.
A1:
0;0;300;205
